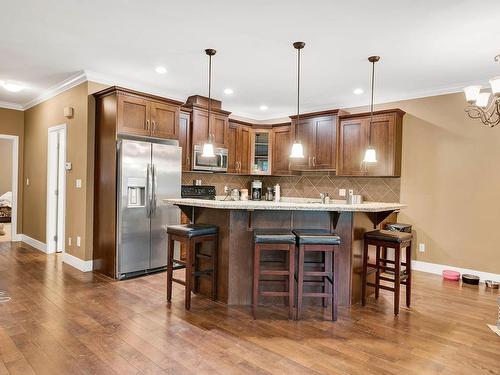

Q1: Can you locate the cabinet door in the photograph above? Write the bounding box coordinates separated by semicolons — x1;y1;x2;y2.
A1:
117;95;151;136
238;126;251;174
290;118;314;169
272;126;292;175
365;114;396;176
191;109;210;146
338;118;369;176
179;112;191;171
227;123;238;173
151;102;179;139
211;113;229;147
313;116;336;169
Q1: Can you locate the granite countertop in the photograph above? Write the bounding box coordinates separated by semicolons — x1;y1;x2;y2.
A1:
164;197;406;212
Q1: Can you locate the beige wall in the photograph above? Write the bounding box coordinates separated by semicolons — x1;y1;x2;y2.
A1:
0;139;13;195
347;92;500;274
24;82;94;260
0;108;24;233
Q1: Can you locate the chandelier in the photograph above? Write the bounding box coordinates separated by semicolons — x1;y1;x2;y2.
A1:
463;54;500;127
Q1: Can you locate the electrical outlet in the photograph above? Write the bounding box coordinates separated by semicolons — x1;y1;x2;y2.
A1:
76;236;81;247
348;189;354;196
68;237;72;246
76;179;82;188
419;243;425;252
339;189;346;197
224;186;229;194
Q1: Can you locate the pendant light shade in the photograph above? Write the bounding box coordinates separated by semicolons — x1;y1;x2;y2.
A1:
290;41;306;159
363;55;380;164
201;48;216;158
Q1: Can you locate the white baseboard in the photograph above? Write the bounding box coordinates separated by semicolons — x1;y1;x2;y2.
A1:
21;234;47;253
412;260;500;282
63;252;93;272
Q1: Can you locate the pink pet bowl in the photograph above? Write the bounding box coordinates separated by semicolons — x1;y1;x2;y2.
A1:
442;270;460;281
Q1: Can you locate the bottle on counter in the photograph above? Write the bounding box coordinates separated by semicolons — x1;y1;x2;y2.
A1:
274;184;281;202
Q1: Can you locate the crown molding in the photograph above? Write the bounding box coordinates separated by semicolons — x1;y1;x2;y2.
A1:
0;100;24;110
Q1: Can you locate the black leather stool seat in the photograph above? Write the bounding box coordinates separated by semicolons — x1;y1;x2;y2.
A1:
293;229;341;245
167;224;218;238
384;223;412;233
253;229;296;244
364;229;412;243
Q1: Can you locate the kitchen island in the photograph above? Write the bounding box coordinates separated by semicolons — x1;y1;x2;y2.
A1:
165;197;406;306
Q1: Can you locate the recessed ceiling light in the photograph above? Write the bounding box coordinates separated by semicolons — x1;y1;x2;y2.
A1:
155;66;167;74
0;80;25;93
223;88;234;95
259;105;268;111
353;88;364;95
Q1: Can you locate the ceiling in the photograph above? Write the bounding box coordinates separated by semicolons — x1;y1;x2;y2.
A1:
1;0;499;120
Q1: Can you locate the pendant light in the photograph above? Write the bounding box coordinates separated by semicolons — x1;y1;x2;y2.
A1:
290;41;305;158
201;48;216;158
363;55;380;164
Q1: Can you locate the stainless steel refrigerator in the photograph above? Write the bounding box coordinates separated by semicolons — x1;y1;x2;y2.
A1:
116;138;181;279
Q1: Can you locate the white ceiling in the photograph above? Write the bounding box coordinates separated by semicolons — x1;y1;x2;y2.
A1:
1;0;500;119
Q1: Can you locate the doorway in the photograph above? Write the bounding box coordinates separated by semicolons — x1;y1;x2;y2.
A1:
0;135;19;243
46;125;66;253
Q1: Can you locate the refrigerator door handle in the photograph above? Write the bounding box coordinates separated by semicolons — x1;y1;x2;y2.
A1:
152;164;158;215
146;163;152;218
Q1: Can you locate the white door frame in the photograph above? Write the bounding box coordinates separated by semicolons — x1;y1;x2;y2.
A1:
0;134;19;241
46;124;66;254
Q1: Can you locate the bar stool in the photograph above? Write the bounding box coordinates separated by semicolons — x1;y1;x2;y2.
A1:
293;229;341;321
381;223;412;268
166;224;218;310
361;229;413;315
252;229;296;320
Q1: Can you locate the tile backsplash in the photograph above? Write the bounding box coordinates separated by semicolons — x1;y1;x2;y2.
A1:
183;172;400;203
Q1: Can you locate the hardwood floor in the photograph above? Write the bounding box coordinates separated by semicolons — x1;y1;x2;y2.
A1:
0;241;499;375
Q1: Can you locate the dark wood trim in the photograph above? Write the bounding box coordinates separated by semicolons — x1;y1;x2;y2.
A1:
93;86;183;106
339;108;406;119
289;108;340;120
182;103;232;116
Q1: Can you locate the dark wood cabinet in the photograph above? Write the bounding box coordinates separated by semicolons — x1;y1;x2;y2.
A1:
92;86;183;279
272;125;292;175
179;111;191;171
290;111;338;170
228;121;250;174
117;91;180;140
338;109;404;176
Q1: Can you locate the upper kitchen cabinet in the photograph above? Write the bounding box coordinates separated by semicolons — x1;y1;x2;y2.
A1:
179;110;191;171
272;124;292;175
338;109;404;177
290;110;339;170
113;87;182;139
228;120;251;174
183;95;231;148
250;129;272;175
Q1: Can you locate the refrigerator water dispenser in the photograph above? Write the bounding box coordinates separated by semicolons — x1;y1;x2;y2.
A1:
127;178;146;207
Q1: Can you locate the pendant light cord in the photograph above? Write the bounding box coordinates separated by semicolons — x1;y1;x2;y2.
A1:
296;46;301;141
208;53;212;141
369;59;375;146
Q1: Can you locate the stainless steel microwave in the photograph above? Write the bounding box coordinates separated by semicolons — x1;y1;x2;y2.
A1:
193;145;228;172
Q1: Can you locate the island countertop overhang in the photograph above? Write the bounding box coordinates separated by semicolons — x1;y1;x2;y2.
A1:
164;198;406;212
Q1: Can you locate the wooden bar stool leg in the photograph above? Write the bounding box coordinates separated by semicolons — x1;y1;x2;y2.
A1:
288;244;295;320
361;240;369;306
332;247;339;321
212;235;218;301
252;244;261;319
406;242;412;308
167;237;175;302
297;244;305;320
394;245;401;316
375;245;381;299
185;238;194;310
323;252;331;307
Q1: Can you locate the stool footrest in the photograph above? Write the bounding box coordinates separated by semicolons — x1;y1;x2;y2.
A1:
260;270;289;276
172;277;186;286
367;282;395;292
259;291;290;297
303;292;333;298
304;271;333;277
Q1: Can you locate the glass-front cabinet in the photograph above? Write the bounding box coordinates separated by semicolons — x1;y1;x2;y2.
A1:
250;130;272;175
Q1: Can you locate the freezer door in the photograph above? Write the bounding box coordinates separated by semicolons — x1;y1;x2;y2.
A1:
150;143;182;269
117;139;152;276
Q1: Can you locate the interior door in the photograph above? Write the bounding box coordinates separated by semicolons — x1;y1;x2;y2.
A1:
151;102;179;139
150;143;181;270
117;140;151;276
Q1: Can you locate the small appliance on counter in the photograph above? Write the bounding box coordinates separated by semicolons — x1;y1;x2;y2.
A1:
240;188;249;201
346;192;363;204
251;180;262;200
265;187;274;201
230;189;240;201
181;185;216;200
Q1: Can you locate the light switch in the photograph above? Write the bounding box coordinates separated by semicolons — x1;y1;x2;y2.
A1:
26;178;30;186
76;179;82;188
339;189;346;197
68;237;72;246
419;243;425;253
76;236;81;247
